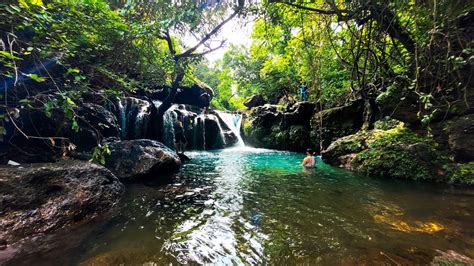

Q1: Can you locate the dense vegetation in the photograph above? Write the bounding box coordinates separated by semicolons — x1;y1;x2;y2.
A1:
1;0;473;168
201;1;472;115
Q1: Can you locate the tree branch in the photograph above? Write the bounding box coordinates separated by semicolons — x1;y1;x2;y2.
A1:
158;30;176;56
177;4;244;59
272;0;342;16
187;41;226;58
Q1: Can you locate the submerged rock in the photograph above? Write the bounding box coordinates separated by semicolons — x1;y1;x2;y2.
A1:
105;139;181;180
0;160;123;263
431;250;474;265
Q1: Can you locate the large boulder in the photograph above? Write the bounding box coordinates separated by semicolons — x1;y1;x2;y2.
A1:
310;99;365;151
0;160;124;263
321;126;460;183
242;102;315;151
244;95;266;109
376;85;420;125
284;101;316;127
105;139;181;180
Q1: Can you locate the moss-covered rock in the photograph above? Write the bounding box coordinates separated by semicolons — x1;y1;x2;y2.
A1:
322;125;457;183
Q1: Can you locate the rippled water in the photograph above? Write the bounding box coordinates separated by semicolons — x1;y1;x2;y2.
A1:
75;148;474;265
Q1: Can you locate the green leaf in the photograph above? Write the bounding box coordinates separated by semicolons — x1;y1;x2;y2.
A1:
67;68;80;74
0;51;22;60
71;119;79;132
26;73;46;82
19;98;33;108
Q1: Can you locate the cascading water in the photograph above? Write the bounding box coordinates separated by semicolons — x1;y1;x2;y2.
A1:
134;101;150;139
217;111;245;147
153;100;177;150
117;97;150;140
118;100;127;139
193;115;206;150
163;108;177;149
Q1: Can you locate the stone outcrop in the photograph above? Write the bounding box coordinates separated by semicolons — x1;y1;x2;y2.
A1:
310;99;366;151
0;160;124;264
445;114;474;162
144;84;214;108
105;139;181;181
243;102;316;151
320;126;473;184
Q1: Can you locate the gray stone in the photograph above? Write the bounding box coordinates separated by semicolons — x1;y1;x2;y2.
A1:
105;139;181;180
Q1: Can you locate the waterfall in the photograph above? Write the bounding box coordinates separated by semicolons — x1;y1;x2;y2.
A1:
163;108;177;149
118;99;127;139
134;101;150;139
193;115;206;150
118;97;150;140
153;100;177;150
217;111;245;147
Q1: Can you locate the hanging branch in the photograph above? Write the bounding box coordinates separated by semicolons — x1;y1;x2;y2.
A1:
156;2;245;117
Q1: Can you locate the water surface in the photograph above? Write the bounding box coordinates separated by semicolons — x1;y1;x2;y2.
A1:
76;148;474;264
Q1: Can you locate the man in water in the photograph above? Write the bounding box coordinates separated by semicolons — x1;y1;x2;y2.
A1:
301;148;316;168
174;115;187;154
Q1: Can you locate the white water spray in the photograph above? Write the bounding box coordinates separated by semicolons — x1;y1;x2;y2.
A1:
217;111;245;147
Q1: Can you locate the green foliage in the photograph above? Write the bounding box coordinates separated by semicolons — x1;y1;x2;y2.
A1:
445;162;474;185
90;143;111;165
353;126;449;181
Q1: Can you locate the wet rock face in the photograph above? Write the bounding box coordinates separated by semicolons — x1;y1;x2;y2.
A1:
243;102;316;151
105;139;181;180
74;103;120;150
310;99;365;151
0;160;124;248
244;94;266;109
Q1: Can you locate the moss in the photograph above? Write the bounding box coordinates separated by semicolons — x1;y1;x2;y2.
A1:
351;125;449;181
355;147;434;180
446;162;474;185
374;117;402;130
367;125;433;148
242;119;266;146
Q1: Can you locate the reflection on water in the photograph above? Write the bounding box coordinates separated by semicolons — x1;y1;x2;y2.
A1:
76;148;474;265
